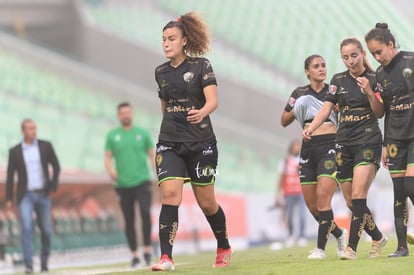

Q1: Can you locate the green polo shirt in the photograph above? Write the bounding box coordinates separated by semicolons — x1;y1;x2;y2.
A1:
105;126;153;188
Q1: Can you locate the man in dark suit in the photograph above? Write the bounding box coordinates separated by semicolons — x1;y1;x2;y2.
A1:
5;119;60;274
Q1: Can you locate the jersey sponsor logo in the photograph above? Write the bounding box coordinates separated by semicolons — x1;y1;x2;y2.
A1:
183;71;195;82
115;134;121;141
136;134;142;141
402;68;412;79
339;114;371;123
337;87;348;95
288;97;296;107
382;79;391;89
202;146;214;156
160;79;168;88
203;72;215;81
166;105;195;113
389;101;414;111
329;84;337;95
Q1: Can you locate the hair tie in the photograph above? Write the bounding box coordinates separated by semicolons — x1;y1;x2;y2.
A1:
177;16;182;23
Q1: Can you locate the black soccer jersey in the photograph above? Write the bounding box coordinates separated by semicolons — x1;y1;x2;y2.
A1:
284;84;336;128
325;70;382;146
376;51;414;143
155;57;217;142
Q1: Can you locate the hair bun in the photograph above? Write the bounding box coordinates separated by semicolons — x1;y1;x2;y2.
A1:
375;23;388;29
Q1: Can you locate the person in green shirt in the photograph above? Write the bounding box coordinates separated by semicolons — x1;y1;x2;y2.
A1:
105;102;156;268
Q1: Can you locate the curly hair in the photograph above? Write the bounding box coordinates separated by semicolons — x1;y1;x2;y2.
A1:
163;11;210;57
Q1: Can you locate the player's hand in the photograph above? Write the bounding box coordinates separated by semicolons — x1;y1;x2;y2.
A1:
302;129;312;141
356;77;373;95
109;170;118;181
381;146;389;169
187;109;204;124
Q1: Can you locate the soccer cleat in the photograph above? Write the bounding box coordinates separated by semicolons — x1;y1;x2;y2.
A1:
152;254;175;271
336;228;348;257
340;246;357;260
407;233;414;245
131;257;140;269
144;253;152;267
369;235;388;258
213;247;232;267
307;248;326;259
388;247;409;257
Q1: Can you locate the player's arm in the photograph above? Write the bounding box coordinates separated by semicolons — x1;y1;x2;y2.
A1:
281;110;295;127
187;84;218;124
147;148;157;179
104;150;117;181
160;99;166;114
302;101;334;140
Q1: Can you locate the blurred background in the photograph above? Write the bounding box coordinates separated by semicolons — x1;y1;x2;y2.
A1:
0;0;414;272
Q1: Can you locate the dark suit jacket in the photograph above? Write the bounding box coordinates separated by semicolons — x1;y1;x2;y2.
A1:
6;139;60;204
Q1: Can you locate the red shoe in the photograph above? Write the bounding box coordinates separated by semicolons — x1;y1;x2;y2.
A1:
152;254;175;271
213;247;232;268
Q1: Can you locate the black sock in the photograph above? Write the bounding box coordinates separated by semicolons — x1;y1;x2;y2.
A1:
206;206;230;249
317;210;334;250
364;206;382;241
393;177;408;249
404;176;414;204
159;204;179;259
348;199;367;251
312;213;342;238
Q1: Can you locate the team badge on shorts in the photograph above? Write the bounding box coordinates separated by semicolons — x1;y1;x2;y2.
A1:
403;68;412;79
363;149;374;160
324;159;335;170
387;144;398;158
156;154;163;166
329;84;337;95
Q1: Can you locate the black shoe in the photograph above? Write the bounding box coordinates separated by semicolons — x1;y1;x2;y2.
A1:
25;267;33;274
144;252;152;266
131;257;140;268
388;247;409;257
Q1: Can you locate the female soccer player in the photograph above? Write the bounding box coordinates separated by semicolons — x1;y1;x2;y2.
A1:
365;23;414;257
281;55;347;259
152;12;231;271
303;37;387;260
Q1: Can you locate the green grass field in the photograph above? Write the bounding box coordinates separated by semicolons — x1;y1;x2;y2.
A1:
56;238;412;275
7;238;412;275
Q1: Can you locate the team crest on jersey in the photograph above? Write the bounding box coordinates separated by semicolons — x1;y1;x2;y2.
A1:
402;68;412;79
329;84;337;95
288;97;296;107
183;71;195;82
